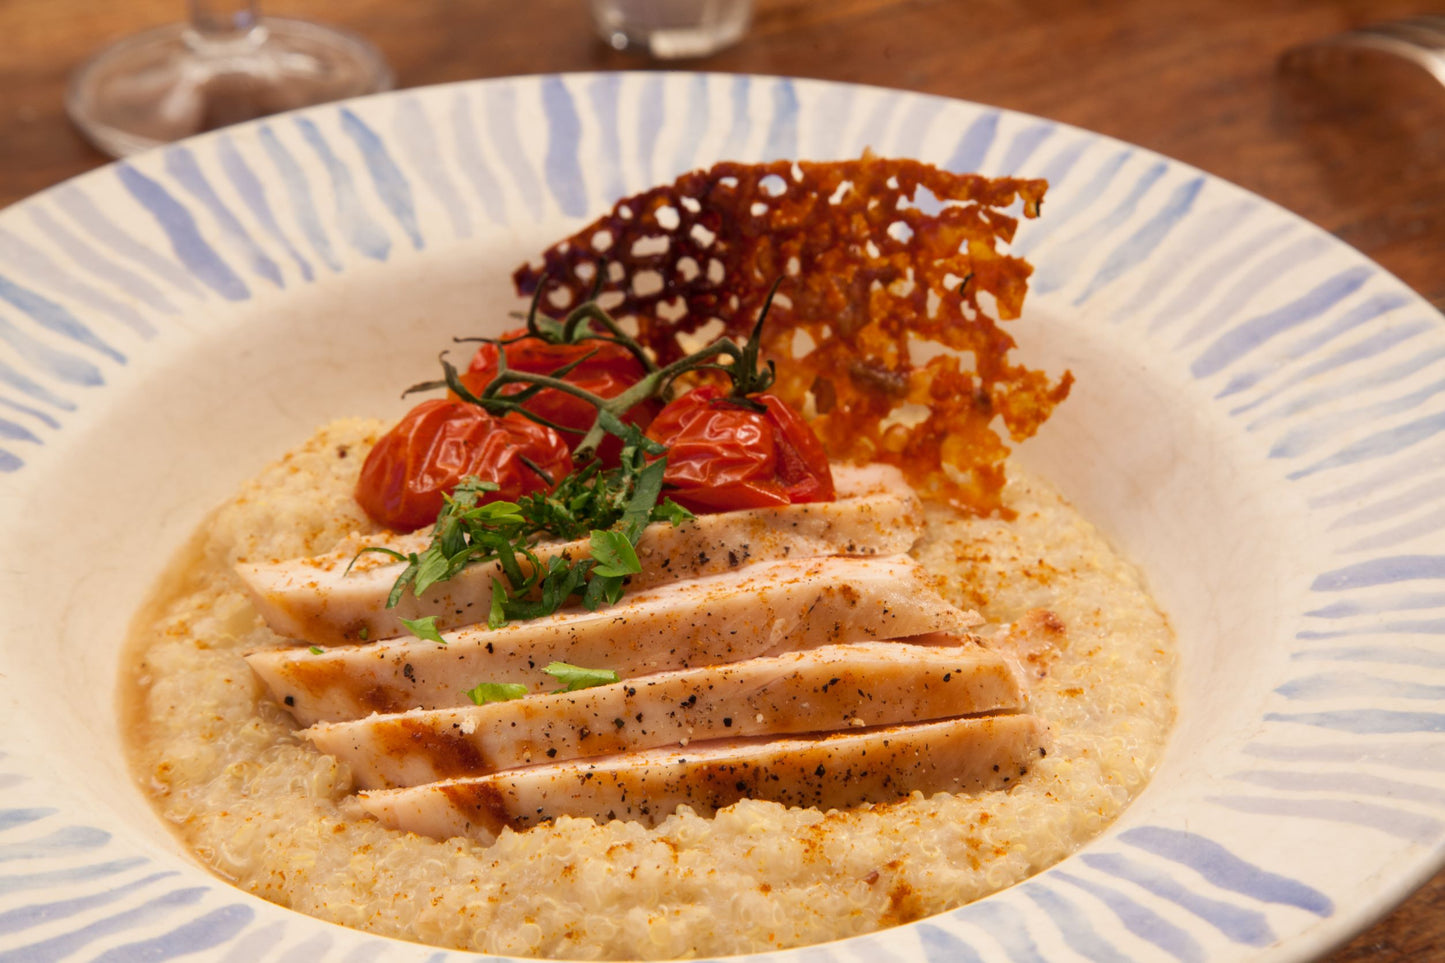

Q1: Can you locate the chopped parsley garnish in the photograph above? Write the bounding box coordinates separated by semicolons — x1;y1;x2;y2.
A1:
465;682;529;705
543;661;619;692
399;614;447;644
463;661;615;703
359;419;691;628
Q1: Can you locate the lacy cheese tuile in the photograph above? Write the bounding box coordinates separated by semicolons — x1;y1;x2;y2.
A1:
515;154;1072;516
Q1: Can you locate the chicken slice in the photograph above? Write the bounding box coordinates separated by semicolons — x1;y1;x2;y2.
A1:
247;554;979;726
237;463;923;647
357;714;1050;843
305;639;1024;788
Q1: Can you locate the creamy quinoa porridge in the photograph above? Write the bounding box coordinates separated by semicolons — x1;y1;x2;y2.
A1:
123;418;1175;960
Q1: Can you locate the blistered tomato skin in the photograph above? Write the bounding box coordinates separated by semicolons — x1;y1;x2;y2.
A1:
644;385;835;514
355;399;573;532
458;329;659;464
462;329;644;381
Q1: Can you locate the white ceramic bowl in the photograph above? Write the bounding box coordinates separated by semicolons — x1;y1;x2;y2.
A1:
2;73;1443;962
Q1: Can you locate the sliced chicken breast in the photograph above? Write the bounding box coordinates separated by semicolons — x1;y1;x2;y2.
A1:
237;463;923;647
247;554;979;726
305;639;1024;788
358;714;1050;843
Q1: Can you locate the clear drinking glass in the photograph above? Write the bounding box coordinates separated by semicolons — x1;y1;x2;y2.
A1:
589;0;752;59
67;0;392;158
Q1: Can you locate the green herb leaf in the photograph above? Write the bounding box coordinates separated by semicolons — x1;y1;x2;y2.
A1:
399;615;447;645
345;545;408;576
589;529;642;578
582;572;625;610
387;553;421;609
620;458;667;541
488;577;508;630
308;645;324;655
543;661;619;692
500;555;589;622
465;682;529;705
651;497;694;527
410;544;453;598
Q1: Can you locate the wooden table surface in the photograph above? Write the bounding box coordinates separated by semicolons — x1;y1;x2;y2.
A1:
3;0;1443;958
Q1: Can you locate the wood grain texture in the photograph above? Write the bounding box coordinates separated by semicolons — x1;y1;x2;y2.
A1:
2;0;1443;957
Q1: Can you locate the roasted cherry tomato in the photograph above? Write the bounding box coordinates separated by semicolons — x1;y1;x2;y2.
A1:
644;384;835;513
356;399;573;532
457;328;659;465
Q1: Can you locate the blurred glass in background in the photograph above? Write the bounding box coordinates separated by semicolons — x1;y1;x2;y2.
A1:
590;0;752;58
67;0;391;158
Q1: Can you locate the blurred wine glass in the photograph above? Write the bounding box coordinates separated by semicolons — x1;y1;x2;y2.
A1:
1281;15;1445;88
67;0;392;158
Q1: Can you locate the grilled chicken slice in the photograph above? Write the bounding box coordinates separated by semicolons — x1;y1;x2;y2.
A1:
357;714;1049;843
305;639;1024;788
247;554;978;726
237;463;923;647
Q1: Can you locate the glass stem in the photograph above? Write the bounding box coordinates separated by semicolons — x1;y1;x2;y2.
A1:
187;0;264;49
